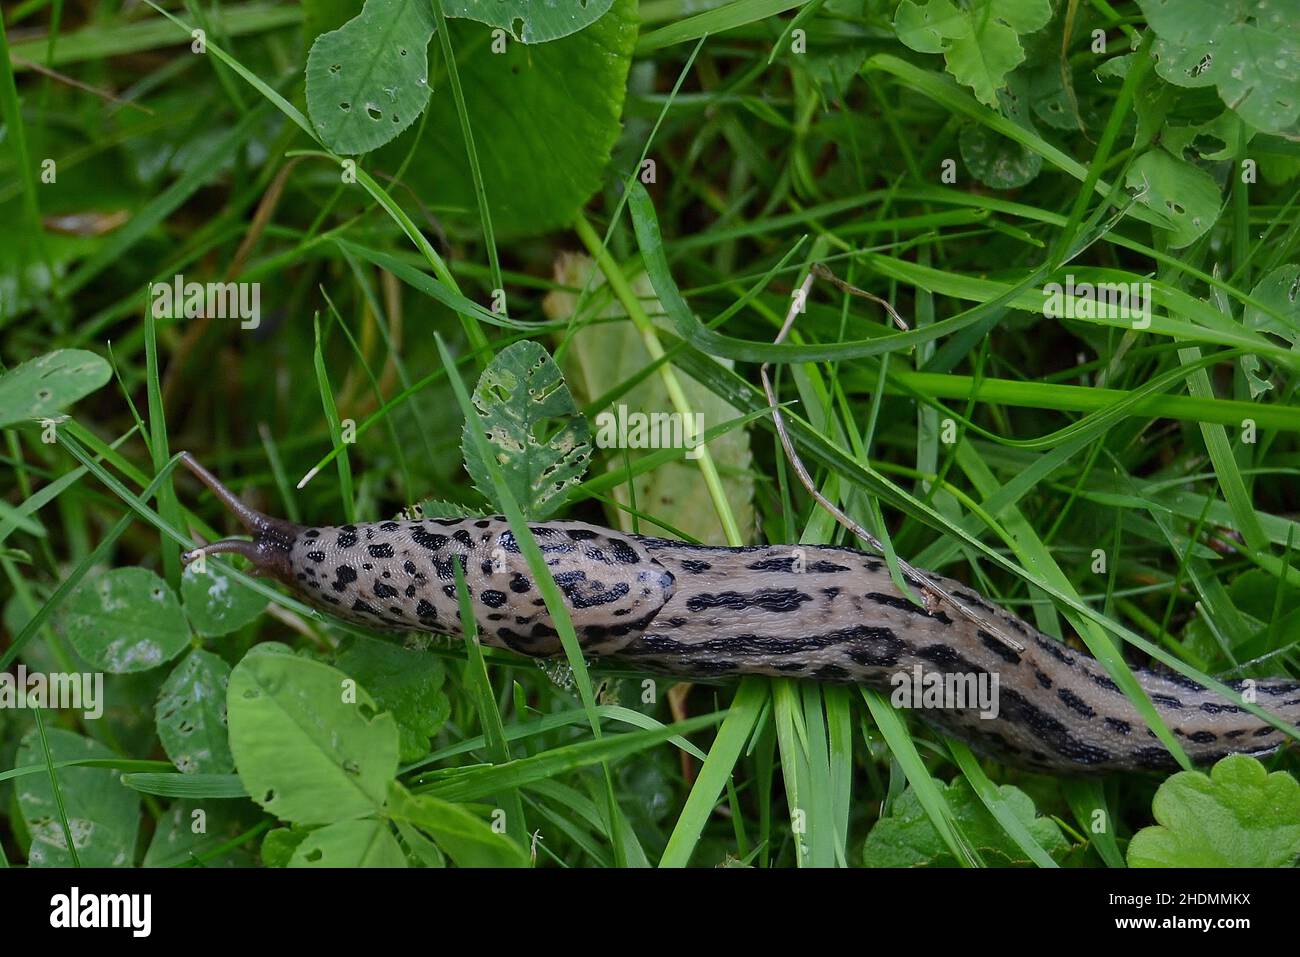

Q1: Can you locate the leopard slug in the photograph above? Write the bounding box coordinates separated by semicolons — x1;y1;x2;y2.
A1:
178;452;1300;774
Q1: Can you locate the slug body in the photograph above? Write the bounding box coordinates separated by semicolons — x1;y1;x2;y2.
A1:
180;454;1300;775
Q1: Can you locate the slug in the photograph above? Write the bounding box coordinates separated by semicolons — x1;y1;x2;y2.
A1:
177;452;1300;774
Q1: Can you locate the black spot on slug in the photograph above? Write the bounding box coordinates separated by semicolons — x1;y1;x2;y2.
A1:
1057;688;1096;719
686;588;813;614
979;629;1021;664
609;539;641;565
411;528;449;552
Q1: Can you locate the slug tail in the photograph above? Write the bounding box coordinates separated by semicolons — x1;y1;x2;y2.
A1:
178;451;302;584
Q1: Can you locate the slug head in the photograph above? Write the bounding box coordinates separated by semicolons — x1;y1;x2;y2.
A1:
178;452;303;585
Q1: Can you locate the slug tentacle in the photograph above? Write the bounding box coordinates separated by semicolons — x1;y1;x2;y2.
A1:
173;454;1300;775
178;451;303;585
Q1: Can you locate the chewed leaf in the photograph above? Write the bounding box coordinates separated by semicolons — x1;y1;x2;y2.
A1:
0;348;111;429
289;818;408;867
181;559;267;637
58;567;190;674
1124;148;1222;249
443;0;615;43
226;651;398;825
155;649;235;775
305;0;437;155
461;340;591;519
17;729;140;868
398;498;485;521
892;0;969;54
1139;0;1300;134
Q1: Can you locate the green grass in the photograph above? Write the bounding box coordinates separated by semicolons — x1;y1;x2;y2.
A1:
1;0;1298;870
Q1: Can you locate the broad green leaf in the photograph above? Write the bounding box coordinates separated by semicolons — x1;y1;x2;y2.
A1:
226;651;399;825
17;729;140;867
261;826;310;867
550;253;755;544
892;0;968;54
1240;263;1300;397
863;777;1069;867
181;560;267;637
379;0;637;236
335;639;450;762
0;348;111;429
443;0;615;42
894;0;1052;108
1139;0;1300;134
58;567;190;673
1127;755;1300;868
1244;263;1300;344
386;781;529;867
155;649;234;775
305;0;438;155
959;79;1042;189
289;818;408;867
143;799;261;867
461;339;592;519
1125;148;1222;249
960;122;1041;189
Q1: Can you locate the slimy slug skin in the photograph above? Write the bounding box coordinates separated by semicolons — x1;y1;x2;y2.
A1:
178;452;1300;775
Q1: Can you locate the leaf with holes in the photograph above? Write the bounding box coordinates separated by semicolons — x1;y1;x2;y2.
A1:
894;0;1052;108
289;818;408;867
17;729;140;867
155;649;234;775
1128;755;1300;867
443;0;615;43
1124;148;1222;249
1139;0;1300;135
461;340;591;519
57;568;190;674
305;0;438;155
180;560;267;637
892;0;969;54
0;348;111;429
226;650;399;825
